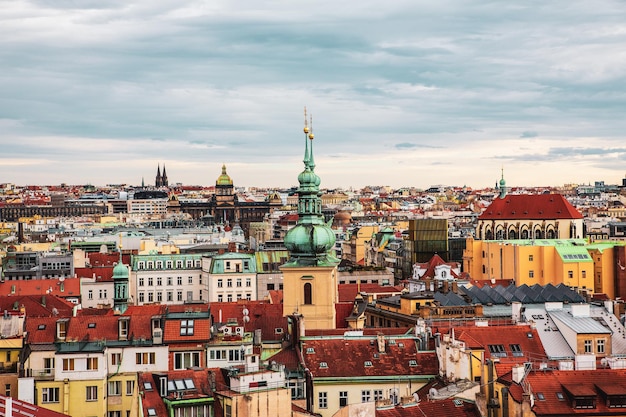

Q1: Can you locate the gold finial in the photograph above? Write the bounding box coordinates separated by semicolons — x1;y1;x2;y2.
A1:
303;107;309;134
308;114;314;140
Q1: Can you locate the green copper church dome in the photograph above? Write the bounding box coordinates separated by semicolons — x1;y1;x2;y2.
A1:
282;109;339;267
216;164;233;186
112;259;128;280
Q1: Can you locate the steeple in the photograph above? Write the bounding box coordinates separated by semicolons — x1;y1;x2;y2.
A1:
161;164;168;187
112;242;130;314
499;167;507;199
283;107;338;267
156;165;162;187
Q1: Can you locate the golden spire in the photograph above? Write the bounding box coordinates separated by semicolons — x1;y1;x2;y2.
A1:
308;114;314;140
303;107;309;134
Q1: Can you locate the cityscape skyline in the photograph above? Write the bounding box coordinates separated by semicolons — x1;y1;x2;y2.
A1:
2;1;626;189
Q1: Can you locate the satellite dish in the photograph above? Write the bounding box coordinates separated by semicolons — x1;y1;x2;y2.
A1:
59;277;65;282
243;316;250;323
242;308;249;316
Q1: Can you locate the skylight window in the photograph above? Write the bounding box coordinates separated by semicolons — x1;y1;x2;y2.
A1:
409;360;418;367
38;324;46;330
364;361;373;367
147;409;157;416
175;380;185;390
556;392;564;401
144;382;153;391
306;347;315;354
88;323;96;328
184;379;195;389
536;392;545;401
180;319;194;336
320;362;328;368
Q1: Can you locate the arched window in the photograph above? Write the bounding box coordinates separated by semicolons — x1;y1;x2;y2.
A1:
521;229;529;239
546;229;555;239
535;229;543;239
304;283;312;305
485;230;494;240
508;229;517;239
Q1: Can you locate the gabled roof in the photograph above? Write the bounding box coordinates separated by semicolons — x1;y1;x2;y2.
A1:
301;337;437;379
0;395;71;417
209;301;288;341
0;294;74;317
478;194;583;220
415;254;460;279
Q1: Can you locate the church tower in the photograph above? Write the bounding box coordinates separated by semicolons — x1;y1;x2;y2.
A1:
155;165;162;187
112;247;130;314
161;164;168;187
281;109;340;330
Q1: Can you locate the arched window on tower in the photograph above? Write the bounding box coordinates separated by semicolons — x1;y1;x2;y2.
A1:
304;283;312;305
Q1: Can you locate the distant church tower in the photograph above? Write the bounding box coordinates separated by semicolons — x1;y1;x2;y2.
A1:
155;164;168;187
112;248;130;314
281;109;340;330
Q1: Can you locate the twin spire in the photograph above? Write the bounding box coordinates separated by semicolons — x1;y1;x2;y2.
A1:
303;107;316;171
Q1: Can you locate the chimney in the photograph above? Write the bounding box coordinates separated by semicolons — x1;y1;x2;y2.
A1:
377;333;386;353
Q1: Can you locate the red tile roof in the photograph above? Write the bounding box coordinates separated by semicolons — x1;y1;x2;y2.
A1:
338;284;404;302
0;278;80;300
0;395;71;417
75;267;114;281
209;301;288;341
301;338;438;378
376;398;481;417
267;347;301;371
415;254;460;279
267;290;283;304
478;194;583;220
0;294;74;317
523;369;626;416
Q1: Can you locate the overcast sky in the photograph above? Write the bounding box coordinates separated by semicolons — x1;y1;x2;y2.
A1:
2;0;626;190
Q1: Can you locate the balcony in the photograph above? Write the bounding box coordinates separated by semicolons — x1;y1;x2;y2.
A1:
20;368;55;380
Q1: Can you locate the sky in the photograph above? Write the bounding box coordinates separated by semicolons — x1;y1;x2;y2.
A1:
2;0;626;190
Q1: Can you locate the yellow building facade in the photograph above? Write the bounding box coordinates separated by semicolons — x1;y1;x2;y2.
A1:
464;238;595;292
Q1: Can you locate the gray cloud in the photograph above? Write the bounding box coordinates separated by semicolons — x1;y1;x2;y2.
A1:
2;0;626;188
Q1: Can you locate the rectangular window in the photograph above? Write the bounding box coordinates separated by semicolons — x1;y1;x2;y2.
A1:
136;352;156;364
126;380;135;396
139;277;144;286
86;386;97;401
188;276;193;284
167;291;173;301
227;294;233;302
86;357;98;370
139;292;145;303
63;358;74;371
374;389;383;401
568;271;574;279
319;392;328;409
108;380;122;396
88;290;93;300
228;349;242;362
217;279;223;288
217;294;223;302
157;292;163;302
174;352;201;370
108;412;122;417
488;344;507;357
180;320;194;336
339;391;348;407
177;291;183;301
597;339;605;354
510;344;523;356
157;277;162;286
236;278;242;287
111;353;122;366
584;339;593;353
42;387;60;403
44;357;55;373
246;278;251;287
148;292;154;302
177;277;183;285
529;270;534;278
5;384;10;397
227;279;233;288
167;277;172;286
148;277;153;286
361;390;371;403
582;271;587;278
528;255;534;261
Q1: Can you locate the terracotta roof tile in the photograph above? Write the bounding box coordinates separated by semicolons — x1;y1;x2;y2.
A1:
301;338;438;378
478;194;582;220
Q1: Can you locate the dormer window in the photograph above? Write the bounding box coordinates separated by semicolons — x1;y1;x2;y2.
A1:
320;362;328;368
306;347;315;354
56;319;68;340
180;320;194;336
364;361;373;367
119;318;129;341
